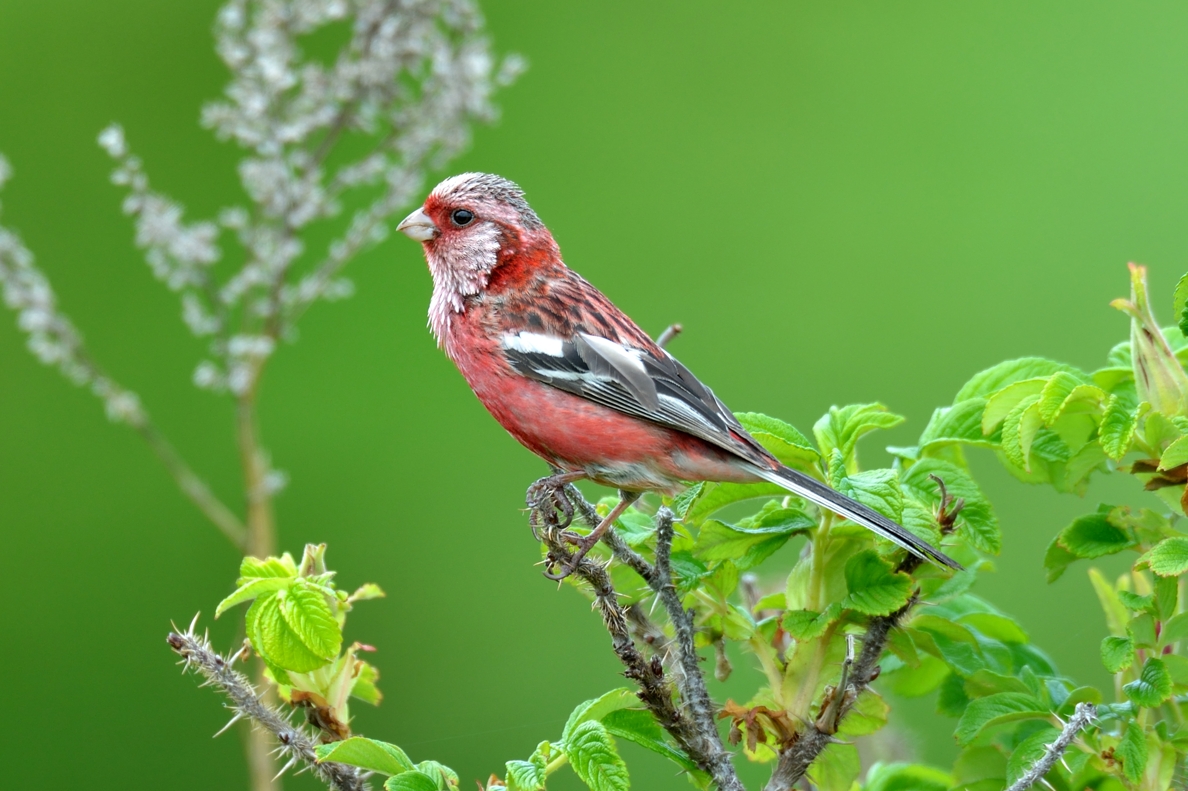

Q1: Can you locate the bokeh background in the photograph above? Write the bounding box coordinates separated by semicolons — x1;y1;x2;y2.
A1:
2;1;1187;788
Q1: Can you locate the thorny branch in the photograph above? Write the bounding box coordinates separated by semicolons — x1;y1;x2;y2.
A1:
166;623;365;791
764;474;964;791
530;485;744;791
1006;703;1097;791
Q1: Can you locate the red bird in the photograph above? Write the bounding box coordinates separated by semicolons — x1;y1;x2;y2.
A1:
398;173;959;576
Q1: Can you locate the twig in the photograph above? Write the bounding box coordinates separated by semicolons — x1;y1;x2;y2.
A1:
532;494;741;791
765;475;964;791
1005;703;1096;791
167;624;365;791
656;323;683;349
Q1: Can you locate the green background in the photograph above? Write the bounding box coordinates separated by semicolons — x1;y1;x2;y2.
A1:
1;1;1185;788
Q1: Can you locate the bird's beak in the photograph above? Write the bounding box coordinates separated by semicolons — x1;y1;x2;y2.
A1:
397;207;439;242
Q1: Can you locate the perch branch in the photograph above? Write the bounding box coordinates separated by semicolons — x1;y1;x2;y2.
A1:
1005;703;1097;791
167;624;365;791
531;491;743;791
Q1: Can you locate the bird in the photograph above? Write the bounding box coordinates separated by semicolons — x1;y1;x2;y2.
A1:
396;173;960;577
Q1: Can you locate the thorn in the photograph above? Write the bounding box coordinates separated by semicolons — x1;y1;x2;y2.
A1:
213;711;246;738
187;612;201;634
273;755;300;781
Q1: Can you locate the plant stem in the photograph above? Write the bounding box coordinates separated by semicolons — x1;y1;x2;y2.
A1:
236;392;276;559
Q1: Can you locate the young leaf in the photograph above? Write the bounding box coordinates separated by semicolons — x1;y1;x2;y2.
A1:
1000;395;1043;471
1088;568;1130;637
1161;611;1188;645
954;692;1048;745
278;579;342;660
564;720;629;791
1139;536;1188;576
1099;393;1141;460
681;482;785;526
983;378;1048;433
910;617;986;677
246;593;332;673
505;759;545;791
783;603;843;641
1128;613;1157;648
694;511;813;570
863;763;951;791
1124;657;1172;707
959;613;1028;644
1043;535;1078;583
562;689;636;743
348;583;386;603
1005;725;1061;787
1101;635;1134;673
900;458;1000;554
1057;513;1134;559
813;403;905;469
240;553;298;581
351;660;382;705
384;772;440;791
601;709;701;775
735;412;820;472
1155;572;1178;621
215;576;292;617
954;358;1086;402
918;399;994;452
805;741;860;791
1117;721;1149;783
1039;372;1103;424
842;550;912;616
836;468;903;523
1116;590;1155;613
315;737;415;775
1160;435;1188;470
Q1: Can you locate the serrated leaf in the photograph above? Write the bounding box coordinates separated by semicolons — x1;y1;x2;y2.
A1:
864;762;952;791
564;720;629;791
1161;611;1188;645
694;511;813;570
919;398;994;451
216;577;292;617
954;692;1048;745
1175;273;1188;330
911;617;986;677
837;468;903;523
1100;393;1141;460
983;378;1048;432
562;689;636;742
416;761;457;790
837;689;889;737
1043;535;1077;583
384;772;440;791
805;741;860;791
315;737;415;775
682;482;785;526
735;412;821;472
1124;657;1172;707
601;709;701;775
239;553;298;581
1117;721;1149;782
1005;726;1061;786
351;660;382;705
1155;574;1178;621
1160;435;1188;470
1001;395;1043;471
959;613;1028;644
279;579;341;660
246;593;331;673
962;669;1031;697
813;403;905;470
783;603;843;640
1141;537;1188;576
1129;613;1158;648
900;458;1000;554
1039;372;1103;424
1117;590;1154;612
1101;636;1134;673
956;358;1087;402
1057;513;1134;559
505;759;545;791
842;550;912;615
348;583;386;603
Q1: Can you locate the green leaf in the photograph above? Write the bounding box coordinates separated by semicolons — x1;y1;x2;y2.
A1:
962;669;1031;697
348;583;386;603
783;603;843;641
564;720;629;791
246;593;331;673
959;613;1027;644
813;403;905;469
416;761;457;790
1117;590;1155;613
983;378;1048;432
384;772;440;791
954;693;1048;745
215;577;292;617
805;742;860;791
1100;393;1141;460
900;458;1000;554
1160;435;1188;469
735;412;821;472
682;482;785;526
1117;721;1149;783
278;579;342;660
1161;611;1188;645
315;737;415;775
842;550;912;616
239;553;298;581
956;358;1087;402
1174;273;1188;332
1088;568;1130;637
1101;636;1134;673
1129;613;1158;648
506;758;545;791
694;511;813;570
601;709;701;775
1005;726;1061;787
919;399;994;451
837;468;903;523
1057;513;1134;559
911;617;986;677
351;660;382;705
864;762;952;791
1039;372;1104;424
1155;574;1178;621
1140;536;1188;576
562;689;637;743
1001;395;1043;471
1124;657;1172;707
1043;535;1078;583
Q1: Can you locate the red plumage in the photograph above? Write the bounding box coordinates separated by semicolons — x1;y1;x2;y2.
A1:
397;173;959;572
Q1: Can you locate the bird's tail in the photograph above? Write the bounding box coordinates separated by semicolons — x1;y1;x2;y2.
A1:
753;463;963;571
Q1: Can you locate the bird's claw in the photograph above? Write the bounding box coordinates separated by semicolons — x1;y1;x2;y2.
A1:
526;474;577;537
541;531;599;581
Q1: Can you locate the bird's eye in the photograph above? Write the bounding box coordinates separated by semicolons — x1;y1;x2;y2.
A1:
450;209;475;227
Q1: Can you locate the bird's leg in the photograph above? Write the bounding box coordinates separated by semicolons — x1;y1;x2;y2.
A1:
526;470;587;538
544;490;641;581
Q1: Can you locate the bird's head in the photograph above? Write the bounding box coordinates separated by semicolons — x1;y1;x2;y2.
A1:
398;173;558;337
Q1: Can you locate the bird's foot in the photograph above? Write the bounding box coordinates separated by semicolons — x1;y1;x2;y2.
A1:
541;530;601;581
526;471;585;537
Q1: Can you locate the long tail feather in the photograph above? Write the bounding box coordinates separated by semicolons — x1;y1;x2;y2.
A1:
754;464;963;571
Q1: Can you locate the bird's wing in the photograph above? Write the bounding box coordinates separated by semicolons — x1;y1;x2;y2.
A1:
500;329;772;468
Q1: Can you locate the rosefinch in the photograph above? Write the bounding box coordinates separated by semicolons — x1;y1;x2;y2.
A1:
398;173;959;576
